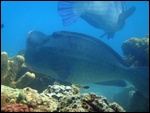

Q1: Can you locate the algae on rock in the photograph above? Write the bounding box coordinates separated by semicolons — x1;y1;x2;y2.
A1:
122;35;149;66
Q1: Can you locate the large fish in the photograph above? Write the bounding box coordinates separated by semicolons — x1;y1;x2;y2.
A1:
24;30;149;98
58;1;135;39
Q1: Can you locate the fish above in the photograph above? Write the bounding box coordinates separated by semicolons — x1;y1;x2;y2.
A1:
25;30;149;98
58;1;136;39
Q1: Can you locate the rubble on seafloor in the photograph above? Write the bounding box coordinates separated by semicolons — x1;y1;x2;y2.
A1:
1;84;125;112
122;35;149;66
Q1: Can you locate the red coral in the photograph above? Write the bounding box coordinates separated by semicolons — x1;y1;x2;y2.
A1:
1;103;34;112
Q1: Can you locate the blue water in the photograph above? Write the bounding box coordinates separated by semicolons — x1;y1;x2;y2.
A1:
1;1;149;57
1;2;149;111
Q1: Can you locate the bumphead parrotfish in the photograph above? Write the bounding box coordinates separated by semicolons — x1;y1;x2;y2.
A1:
24;31;149;98
58;1;135;39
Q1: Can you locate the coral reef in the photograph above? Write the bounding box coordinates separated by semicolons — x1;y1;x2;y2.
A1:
122;35;149;66
17;87;41;106
1;93;9;108
1;52;35;88
127;91;149;112
1;85;21;108
113;85;136;111
1;84;125;112
119;35;149;112
58;93;125;112
17;84;81;112
1;104;34;112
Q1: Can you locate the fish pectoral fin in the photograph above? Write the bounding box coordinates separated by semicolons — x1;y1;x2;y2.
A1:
100;32;115;39
118;6;136;24
95;80;127;87
56;66;72;81
58;2;79;26
100;33;107;38
81;12;103;29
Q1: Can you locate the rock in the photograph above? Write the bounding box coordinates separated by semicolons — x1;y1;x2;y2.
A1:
1;85;21;108
122;36;149;66
1;84;125;112
65;86;72;91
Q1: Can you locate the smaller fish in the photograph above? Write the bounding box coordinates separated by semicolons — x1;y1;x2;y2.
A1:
1;24;4;28
75;84;90;89
58;1;136;39
82;86;90;89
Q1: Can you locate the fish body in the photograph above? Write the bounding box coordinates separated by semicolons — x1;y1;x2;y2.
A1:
58;1;135;39
25;30;148;98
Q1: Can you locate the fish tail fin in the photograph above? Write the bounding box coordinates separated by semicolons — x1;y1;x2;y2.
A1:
58;1;79;26
128;66;149;98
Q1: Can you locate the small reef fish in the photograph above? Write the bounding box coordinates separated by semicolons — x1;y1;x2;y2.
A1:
1;24;4;28
58;1;135;39
73;84;90;89
82;86;90;89
25;30;149;99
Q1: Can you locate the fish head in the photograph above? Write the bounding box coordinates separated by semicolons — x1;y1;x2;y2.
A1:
105;5;135;39
26;30;49;50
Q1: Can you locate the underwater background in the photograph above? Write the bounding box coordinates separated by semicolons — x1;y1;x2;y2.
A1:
1;1;149;112
1;1;149;57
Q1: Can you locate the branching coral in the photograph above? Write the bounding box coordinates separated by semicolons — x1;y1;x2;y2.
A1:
1;52;35;88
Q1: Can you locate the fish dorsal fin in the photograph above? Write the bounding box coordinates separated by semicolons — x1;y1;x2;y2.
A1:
118;6;136;24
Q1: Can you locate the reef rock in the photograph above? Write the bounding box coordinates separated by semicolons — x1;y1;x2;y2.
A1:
122;35;149;66
127;91;149;112
1;85;22;108
1;84;125;112
58;92;125;112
